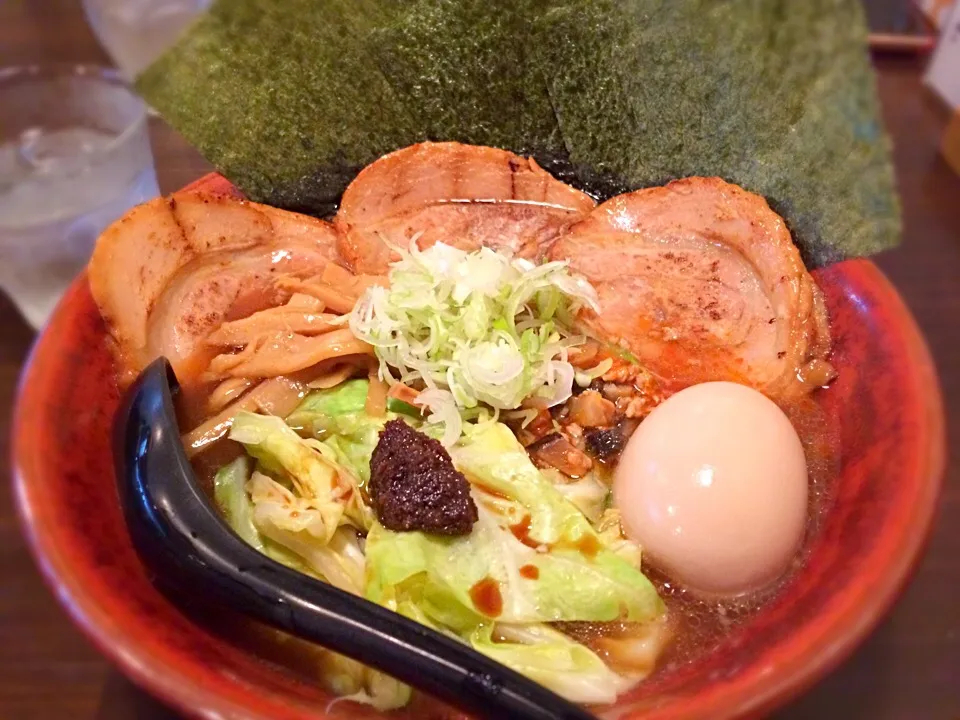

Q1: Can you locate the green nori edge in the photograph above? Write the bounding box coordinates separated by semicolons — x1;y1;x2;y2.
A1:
138;0;900;266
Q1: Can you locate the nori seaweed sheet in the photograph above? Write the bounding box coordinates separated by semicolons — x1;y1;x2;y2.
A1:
138;0;421;216
138;0;900;265
531;0;900;267
370;0;566;157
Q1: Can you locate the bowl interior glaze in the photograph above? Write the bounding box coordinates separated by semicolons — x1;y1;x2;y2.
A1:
14;175;944;720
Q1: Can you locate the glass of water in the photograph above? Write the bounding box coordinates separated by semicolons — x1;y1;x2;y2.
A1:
0;65;159;329
83;0;213;80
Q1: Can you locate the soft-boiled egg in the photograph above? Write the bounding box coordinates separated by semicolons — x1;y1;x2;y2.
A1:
614;381;807;597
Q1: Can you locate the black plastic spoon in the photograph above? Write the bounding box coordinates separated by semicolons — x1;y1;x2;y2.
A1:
114;358;595;720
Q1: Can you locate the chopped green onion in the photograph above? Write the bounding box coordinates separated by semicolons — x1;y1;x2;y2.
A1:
574;358;614;388
350;243;599;444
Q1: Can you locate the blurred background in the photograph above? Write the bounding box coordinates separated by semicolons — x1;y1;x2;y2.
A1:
1;0;958;718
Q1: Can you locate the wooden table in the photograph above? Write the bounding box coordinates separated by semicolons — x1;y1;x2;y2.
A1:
1;2;958;719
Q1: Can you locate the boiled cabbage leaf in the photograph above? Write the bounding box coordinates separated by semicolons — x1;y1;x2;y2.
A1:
289;378;369;419
213;455;262;550
471;623;634;705
366;422;661;627
230;411;373;535
285;379;417;484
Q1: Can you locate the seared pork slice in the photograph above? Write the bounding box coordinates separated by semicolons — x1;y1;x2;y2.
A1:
550;177;832;397
89;192;341;385
335;142;596;274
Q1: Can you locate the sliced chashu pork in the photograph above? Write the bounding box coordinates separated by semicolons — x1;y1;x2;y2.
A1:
89;192;342;386
335;142;596;274
550;177;832;397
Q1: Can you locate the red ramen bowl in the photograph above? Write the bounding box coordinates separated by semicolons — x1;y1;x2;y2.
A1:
14;174;945;720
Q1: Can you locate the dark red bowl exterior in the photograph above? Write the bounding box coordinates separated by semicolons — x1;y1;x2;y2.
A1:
13;174;945;720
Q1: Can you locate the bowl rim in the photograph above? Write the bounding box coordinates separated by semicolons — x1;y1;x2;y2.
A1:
12;174;947;720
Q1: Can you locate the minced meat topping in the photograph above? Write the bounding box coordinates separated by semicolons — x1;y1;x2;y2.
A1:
368;419;478;536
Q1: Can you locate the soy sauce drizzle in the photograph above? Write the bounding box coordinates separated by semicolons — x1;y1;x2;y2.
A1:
519;564;540;580
469;577;503;617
